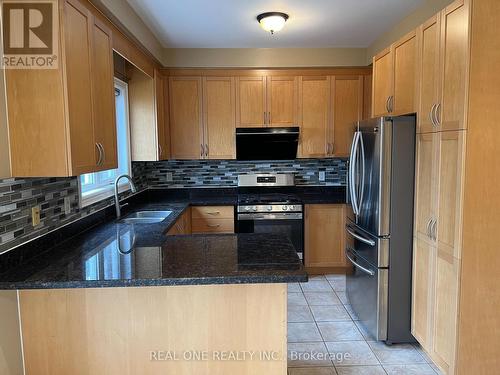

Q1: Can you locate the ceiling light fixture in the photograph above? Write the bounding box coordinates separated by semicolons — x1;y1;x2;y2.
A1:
256;12;289;34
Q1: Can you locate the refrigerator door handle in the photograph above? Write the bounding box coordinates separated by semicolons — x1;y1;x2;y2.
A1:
346;249;375;276
358;131;366;214
349;131;360;216
346;225;376;246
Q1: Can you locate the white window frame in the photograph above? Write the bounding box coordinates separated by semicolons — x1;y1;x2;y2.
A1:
79;78;132;208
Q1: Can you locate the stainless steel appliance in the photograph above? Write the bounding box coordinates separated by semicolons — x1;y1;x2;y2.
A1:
236;127;299;160
346;115;416;344
236;174;304;261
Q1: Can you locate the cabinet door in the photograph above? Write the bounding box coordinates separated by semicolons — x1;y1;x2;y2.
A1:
267;76;298;127
372;48;393;117
432;249;460;374
235;77;266;127
64;0;96;175
363;74;373;120
436;130;465;259
91;17;117;171
393;31;417;115
414;133;439;242
203;77;236;159
438;0;469;131
331;76;363;157
411;236;436;351
418;15;441;134
298;77;330;158
155;70;169;160
169;77;203;159
305;204;346;268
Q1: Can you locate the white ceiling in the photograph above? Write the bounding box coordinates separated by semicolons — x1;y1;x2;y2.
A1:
126;0;425;48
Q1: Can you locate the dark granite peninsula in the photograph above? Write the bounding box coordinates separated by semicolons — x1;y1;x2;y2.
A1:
0;188;314;375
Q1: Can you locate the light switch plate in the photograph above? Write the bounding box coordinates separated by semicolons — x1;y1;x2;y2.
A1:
319;171;326;182
64;197;71;215
32;206;41;227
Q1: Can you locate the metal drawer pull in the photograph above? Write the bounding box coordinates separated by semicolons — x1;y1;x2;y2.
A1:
346;251;375;276
386;96;391;113
201;144;204;158
207;224;221;228
346;226;375;246
426;218;432;238
435;103;441;125
100;143;105;164
206;211;220;215
429;104;436;126
431;219;437;241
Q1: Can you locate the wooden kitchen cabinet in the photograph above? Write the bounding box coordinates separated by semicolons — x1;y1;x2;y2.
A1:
298;76;330;158
155;70;170;160
203;77;236;159
331;76;363;157
235;76;266;127
166;208;192;235
4;0;117;177
191;206;235;234
266;76;298;127
169;77;204;159
363;74;373;120
304;204;347;269
417;1;469;133
372;30;417;117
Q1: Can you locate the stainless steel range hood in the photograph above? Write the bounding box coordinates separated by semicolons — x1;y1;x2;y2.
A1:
236;127;299;160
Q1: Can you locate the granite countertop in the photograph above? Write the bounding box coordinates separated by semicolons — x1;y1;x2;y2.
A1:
0;200;307;289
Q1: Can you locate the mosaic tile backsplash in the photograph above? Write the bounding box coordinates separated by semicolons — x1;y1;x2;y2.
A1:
0;158;346;255
142;158;347;188
0;164;147;255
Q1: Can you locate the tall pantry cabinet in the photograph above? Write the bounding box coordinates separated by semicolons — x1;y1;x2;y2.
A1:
412;0;500;374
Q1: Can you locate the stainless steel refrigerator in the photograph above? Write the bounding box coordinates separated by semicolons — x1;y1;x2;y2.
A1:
345;115;416;344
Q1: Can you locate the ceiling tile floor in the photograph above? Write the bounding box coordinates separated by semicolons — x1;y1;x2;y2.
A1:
287;275;443;375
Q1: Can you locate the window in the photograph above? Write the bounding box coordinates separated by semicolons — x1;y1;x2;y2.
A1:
80;78;131;207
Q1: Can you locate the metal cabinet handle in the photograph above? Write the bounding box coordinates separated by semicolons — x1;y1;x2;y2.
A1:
386;96;391;113
264;112;267;124
390;96;394;113
95;143;102;166
426;218;433;238
346;226;375;246
346;250;375;276
100;143;105;164
207;211;220;215
431;219;438;241
429;104;436;126
435;103;441;126
207;224;221;228
268;111;271;125
201;144;204;158
205;144;209;157
159;144;163;158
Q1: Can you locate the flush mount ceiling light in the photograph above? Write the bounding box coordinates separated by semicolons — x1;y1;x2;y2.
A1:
256;12;289;34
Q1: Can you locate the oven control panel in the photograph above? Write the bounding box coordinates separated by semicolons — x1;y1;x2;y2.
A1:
237;204;303;213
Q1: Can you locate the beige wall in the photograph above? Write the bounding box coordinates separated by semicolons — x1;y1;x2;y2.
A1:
366;0;454;63
163;48;368;68
0;291;23;375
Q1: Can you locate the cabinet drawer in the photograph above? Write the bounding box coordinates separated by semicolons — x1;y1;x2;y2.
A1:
191;206;234;220
192;218;234;233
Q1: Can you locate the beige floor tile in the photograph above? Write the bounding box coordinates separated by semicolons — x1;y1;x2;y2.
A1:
335;290;349;304
288;367;337;375
326;276;346;292
383;363;437;374
326;341;379;366
301;280;333;292
412;343;433;363
288;283;302;293
288;342;332;367
367;341;426;365
288;322;323;342
288;292;308;306
304;292;342;306
318;321;364;341
353;320;375;341
288;305;314;323
335;365;386;375
310;305;351;322
343;304;360;320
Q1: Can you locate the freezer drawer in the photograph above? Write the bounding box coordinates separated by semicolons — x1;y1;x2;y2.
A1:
345;219;389;267
346;248;388;341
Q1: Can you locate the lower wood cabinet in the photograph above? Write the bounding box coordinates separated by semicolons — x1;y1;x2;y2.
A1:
166;208;192;235
304;204;347;269
191;206;235;234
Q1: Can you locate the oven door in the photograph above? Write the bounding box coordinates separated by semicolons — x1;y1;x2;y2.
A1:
237;212;304;260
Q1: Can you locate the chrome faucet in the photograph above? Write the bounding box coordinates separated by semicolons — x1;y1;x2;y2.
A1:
114;174;137;219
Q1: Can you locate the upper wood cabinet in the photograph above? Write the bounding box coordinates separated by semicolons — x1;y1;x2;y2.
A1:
372;30;417;117
417;1;469;133
202;77;236;159
305;204;347;268
155;70;169;160
170;76;235;159
298;75;362;158
169;77;204;159
235;77;266;127
3;0;117;177
298;76;330;158
235;76;298;127
331;76;363;157
363;74;373;120
266;76;298;127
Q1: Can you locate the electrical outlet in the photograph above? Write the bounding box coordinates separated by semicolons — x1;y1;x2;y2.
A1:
166;172;173;182
64;197;71;215
319;171;326;182
32;206;41;227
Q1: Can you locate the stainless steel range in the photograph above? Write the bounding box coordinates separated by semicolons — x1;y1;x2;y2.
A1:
236;174;304;261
